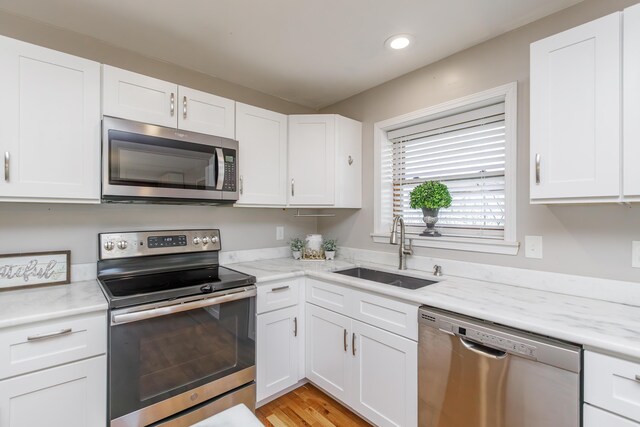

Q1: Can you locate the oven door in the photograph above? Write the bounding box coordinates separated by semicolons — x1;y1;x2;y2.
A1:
102;116;238;203
109;287;256;427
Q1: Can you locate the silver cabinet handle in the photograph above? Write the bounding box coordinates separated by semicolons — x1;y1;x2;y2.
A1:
291;179;295;197
294;317;298;337
170;93;175;116
343;329;348;352
27;328;72;341
348;155;353;166
239;175;243;195
3;152;8;182
352;332;356;356
271;285;290;292
183;96;187;119
535;153;541;185
635;374;640;382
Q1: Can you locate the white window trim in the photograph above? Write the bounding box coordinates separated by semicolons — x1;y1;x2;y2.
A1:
372;82;519;255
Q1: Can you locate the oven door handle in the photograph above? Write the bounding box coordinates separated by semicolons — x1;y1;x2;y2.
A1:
111;288;256;325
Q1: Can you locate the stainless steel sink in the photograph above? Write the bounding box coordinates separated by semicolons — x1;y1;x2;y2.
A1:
333;267;437;290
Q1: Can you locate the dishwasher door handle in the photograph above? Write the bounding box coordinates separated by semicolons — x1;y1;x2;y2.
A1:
460;337;508;359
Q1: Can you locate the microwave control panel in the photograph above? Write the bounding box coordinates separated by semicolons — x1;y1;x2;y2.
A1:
221;149;236;192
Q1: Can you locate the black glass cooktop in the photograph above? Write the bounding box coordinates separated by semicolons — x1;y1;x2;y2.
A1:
99;265;255;309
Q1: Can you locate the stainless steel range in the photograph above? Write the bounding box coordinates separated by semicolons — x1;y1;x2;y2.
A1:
97;229;257;427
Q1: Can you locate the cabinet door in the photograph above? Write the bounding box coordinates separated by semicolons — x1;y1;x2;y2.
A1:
236;103;287;205
624;4;640;199
0;356;106;427
102;65;177;128
335;116;362;208
0;36;100;202
288;115;335;205
256;306;300;402
305;303;350;402
530;13;621;201
351;320;417;427
178;86;235;138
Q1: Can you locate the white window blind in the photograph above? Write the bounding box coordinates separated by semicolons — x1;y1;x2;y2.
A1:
388;103;506;239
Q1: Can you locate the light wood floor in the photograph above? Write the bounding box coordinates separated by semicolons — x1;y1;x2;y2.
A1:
256;384;372;427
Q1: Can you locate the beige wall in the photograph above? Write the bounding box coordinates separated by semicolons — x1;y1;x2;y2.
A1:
0;9;316;264
319;0;640;283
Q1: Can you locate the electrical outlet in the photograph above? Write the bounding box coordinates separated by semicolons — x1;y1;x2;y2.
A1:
525;235;543;259
632;241;640;268
276;226;284;241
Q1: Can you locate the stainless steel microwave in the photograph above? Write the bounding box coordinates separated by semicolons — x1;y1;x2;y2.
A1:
102;116;238;204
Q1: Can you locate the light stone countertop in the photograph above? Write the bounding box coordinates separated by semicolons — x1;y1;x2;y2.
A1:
0;279;108;329
227;257;640;360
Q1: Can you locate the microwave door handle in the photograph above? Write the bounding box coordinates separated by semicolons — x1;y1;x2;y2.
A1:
215;147;224;191
111;288;257;325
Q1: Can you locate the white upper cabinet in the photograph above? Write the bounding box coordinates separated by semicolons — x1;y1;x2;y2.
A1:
178;86;235;138
289;115;336;205
236;103;288;206
103;66;235;138
624;3;640;200
102;65;177;128
288;114;362;207
0;36;100;203
530;12;621;203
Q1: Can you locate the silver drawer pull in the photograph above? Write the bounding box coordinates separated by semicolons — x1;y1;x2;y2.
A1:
635;374;640;382
271;285;290;292
27;328;72;341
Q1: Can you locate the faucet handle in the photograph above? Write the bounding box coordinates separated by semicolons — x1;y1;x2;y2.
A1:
403;238;413;255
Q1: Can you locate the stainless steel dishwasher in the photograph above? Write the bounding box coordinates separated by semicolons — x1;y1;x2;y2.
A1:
418;306;582;427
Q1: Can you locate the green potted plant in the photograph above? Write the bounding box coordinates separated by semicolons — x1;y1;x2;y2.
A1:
322;238;337;260
290;237;304;260
409;181;452;237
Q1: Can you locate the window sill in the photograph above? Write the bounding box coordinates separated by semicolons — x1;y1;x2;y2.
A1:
370;233;520;255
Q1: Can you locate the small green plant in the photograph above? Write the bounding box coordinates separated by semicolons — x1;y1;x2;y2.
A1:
322;239;337;252
289;237;304;251
409;181;452;209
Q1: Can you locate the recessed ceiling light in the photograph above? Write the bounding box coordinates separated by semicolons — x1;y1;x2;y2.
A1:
385;34;414;50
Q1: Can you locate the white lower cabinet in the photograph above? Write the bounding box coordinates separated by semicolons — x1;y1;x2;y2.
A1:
351;320;417;427
0;355;106;427
256;305;301;402
584;404;640;426
584;350;640;423
305;303;352;402
305;302;417;427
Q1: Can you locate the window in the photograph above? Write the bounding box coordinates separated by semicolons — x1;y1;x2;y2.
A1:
373;83;518;255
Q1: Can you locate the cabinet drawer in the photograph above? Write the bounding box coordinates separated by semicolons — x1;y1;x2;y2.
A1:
306;278;351;314
584;404;640;426
585;351;640;422
257;279;301;314
351;289;419;340
0;312;107;380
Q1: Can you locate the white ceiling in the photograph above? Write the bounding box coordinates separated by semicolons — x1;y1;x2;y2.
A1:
0;0;582;109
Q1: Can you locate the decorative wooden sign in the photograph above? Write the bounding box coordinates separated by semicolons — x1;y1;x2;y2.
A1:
0;251;71;290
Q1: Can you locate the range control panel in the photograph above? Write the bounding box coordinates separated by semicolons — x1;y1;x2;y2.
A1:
99;229;221;260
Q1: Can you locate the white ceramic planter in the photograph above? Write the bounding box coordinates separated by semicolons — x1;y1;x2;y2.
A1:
325;251;335;260
292;250;302;260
